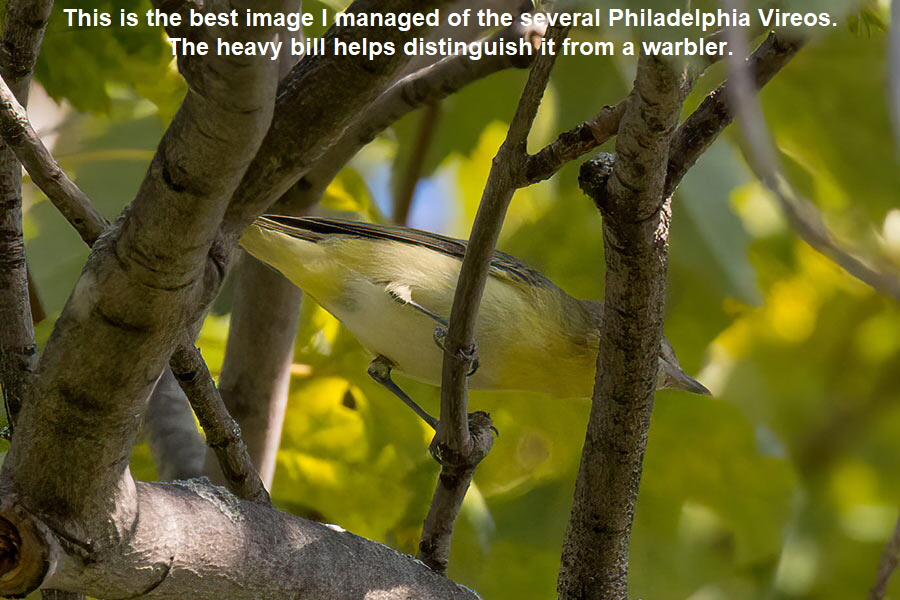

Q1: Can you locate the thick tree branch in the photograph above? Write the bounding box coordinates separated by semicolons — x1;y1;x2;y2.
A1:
150;12;305;492
219;0;455;237
0;481;480;599
1;0;293;546
558;54;685;600
192;14;307;488
1;5;81;598
417;24;570;574
0;67;264;499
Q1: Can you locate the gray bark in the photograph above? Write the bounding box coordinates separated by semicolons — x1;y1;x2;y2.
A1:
558;54;685;600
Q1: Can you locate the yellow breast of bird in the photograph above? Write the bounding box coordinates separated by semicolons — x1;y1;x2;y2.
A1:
240;226;599;398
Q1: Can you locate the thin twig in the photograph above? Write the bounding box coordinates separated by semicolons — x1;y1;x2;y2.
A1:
666;31;804;196
520;101;627;185
870;509;900;599
0;73;107;245
170;343;271;506
417;23;570;575
721;16;900;302
276;18;546;214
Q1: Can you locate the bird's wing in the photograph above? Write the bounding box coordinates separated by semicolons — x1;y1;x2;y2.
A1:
259;215;555;289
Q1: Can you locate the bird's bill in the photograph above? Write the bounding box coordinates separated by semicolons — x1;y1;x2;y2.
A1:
670;370;712;396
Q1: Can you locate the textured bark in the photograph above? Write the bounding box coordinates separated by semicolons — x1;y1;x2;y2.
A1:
666;32;803;197
0;0;53;429
0;481;479;599
418;24;570;574
170;343;271;505
558;54;685;600
1;6;78;599
1;0;294;577
0;1;504;595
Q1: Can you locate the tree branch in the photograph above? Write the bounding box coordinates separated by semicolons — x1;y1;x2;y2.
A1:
0;46;271;511
1;5;82;598
219;13;544;489
216;19;547;480
144;368;206;481
558;53;685;600
170;343;271;505
1;1;293;542
0;73;107;246
392;102;441;224
0;0;56;432
0;64;268;500
0;481;480;599
666;31;804;197
720;19;900;301
281;19;543;213
417;23;570;574
220;0;457;238
870;509;900;600
206;252;301;487
520;101;627;185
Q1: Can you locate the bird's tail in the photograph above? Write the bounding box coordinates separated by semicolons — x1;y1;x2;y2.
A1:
238;216;335;296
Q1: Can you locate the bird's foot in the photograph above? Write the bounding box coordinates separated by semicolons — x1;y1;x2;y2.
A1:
432;326;479;377
428;411;497;466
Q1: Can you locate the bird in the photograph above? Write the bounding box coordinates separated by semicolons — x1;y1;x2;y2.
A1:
239;215;710;427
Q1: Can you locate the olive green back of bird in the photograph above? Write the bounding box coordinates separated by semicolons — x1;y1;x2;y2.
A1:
240;215;710;398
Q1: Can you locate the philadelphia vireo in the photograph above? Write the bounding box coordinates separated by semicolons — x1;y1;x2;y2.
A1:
240;215;710;427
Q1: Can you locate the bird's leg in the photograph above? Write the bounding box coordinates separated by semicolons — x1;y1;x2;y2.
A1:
387;288;448;327
385;287;479;376
367;356;439;430
433;327;479;377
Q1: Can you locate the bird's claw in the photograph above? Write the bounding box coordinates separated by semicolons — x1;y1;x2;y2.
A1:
433;327;479;377
433;326;447;350
428;411;497;465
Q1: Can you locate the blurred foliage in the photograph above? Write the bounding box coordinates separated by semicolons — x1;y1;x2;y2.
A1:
5;0;900;599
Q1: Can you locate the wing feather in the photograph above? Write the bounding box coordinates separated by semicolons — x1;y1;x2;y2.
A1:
258;215;554;289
